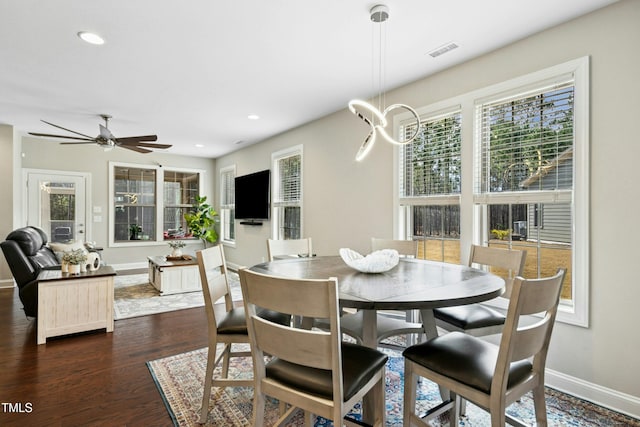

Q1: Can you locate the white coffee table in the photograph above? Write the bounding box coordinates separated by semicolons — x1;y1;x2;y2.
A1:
147;255;201;295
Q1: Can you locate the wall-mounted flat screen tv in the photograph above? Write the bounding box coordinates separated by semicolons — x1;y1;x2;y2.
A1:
234;169;270;220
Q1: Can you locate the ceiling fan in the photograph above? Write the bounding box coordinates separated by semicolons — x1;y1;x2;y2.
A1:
28;114;171;154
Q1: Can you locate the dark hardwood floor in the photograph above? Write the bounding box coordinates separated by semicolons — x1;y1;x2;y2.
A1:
0;280;209;426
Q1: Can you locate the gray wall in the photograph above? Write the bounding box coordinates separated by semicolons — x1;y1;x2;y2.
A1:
18;137;216;266
0;125;15;284
216;0;640;409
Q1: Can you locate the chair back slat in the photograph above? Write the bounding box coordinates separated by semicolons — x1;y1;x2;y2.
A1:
197;246;233;320
253;318;334;369
469;244;527;298
242;269;336;319
371;238;418;257
267;238;313;261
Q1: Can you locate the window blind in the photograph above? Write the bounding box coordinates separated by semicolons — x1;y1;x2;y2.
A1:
220;168;235;209
274;154;301;207
476;82;574;196
400;110;461;198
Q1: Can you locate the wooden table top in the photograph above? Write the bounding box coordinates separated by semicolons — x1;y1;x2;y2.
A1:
37;265;117;282
147;255;197;267
249;256;505;310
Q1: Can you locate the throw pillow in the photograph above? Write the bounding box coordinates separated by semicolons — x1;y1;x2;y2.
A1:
48;241;88;263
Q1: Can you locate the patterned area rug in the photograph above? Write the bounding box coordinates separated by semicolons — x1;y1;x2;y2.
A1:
147;344;640;426
113;272;242;320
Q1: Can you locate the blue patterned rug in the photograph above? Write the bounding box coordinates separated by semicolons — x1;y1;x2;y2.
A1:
147;344;639;426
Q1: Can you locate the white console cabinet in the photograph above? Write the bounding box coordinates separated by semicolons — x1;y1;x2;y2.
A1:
148;256;201;295
37;266;115;345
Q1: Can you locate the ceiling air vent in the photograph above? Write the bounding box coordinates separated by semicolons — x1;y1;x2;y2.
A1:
428;42;459;58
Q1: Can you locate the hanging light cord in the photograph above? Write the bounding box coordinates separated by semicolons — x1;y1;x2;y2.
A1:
348;4;421;161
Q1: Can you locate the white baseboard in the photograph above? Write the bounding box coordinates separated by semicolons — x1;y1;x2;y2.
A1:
0;278;15;289
227;261;242;272
110;262;148;271
546;368;640;420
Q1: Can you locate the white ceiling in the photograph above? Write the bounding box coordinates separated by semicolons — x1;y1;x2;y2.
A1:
0;0;617;158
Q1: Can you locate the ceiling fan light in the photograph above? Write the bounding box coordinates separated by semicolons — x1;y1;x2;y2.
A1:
78;31;105;45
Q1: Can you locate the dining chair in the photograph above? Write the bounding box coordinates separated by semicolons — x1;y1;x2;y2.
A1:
433;244;527;337
266;237;313;261
239;267;388;427
196;245;289;424
339;238;424;347
403;269;566;427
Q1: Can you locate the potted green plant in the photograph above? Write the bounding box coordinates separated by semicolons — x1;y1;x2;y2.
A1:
129;224;142;240
184;195;218;248
167;240;186;257
62;249;88;275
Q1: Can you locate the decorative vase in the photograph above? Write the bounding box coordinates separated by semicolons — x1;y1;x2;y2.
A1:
171;248;182;258
68;264;81;275
80;262;87;273
87;252;101;271
61;261;68;273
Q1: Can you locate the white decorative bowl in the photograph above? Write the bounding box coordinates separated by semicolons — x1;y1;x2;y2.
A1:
339;248;399;273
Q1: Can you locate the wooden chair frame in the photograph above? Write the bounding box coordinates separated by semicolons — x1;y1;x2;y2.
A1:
404;269;566;427
239;268;386;427
266;238;313;261
434;244;527;337
196;245;252;424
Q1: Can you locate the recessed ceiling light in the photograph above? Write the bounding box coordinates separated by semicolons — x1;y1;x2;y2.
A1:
77;31;105;45
247;114;260;120
194;144;204;148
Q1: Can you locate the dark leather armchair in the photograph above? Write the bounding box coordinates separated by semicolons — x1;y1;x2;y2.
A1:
1;226;60;317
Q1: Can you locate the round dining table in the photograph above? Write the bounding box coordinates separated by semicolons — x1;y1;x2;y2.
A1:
249;255;505;422
250;255;505;347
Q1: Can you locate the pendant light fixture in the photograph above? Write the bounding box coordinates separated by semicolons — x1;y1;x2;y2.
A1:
348;4;421;161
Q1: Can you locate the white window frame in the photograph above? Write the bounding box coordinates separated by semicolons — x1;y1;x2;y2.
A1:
271;145;303;240
109;162;204;247
219;164;236;247
394;57;589;327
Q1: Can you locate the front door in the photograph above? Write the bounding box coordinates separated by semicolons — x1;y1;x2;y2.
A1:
25;170;88;243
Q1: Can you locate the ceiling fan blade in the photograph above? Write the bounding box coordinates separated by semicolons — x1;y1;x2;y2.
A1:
41;120;94;139
29;132;94;142
120;145;153;154
60;141;100;145
118;141;172;149
115;135;158;144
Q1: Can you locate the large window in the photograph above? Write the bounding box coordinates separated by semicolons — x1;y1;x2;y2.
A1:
272;146;302;240
219;165;235;244
395;58;589;326
113;166;156;242
399;109;461;263
164;170;199;239
110;163;203;246
476;80;575;301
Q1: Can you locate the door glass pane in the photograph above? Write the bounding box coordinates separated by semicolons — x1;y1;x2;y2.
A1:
43;181;76;243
